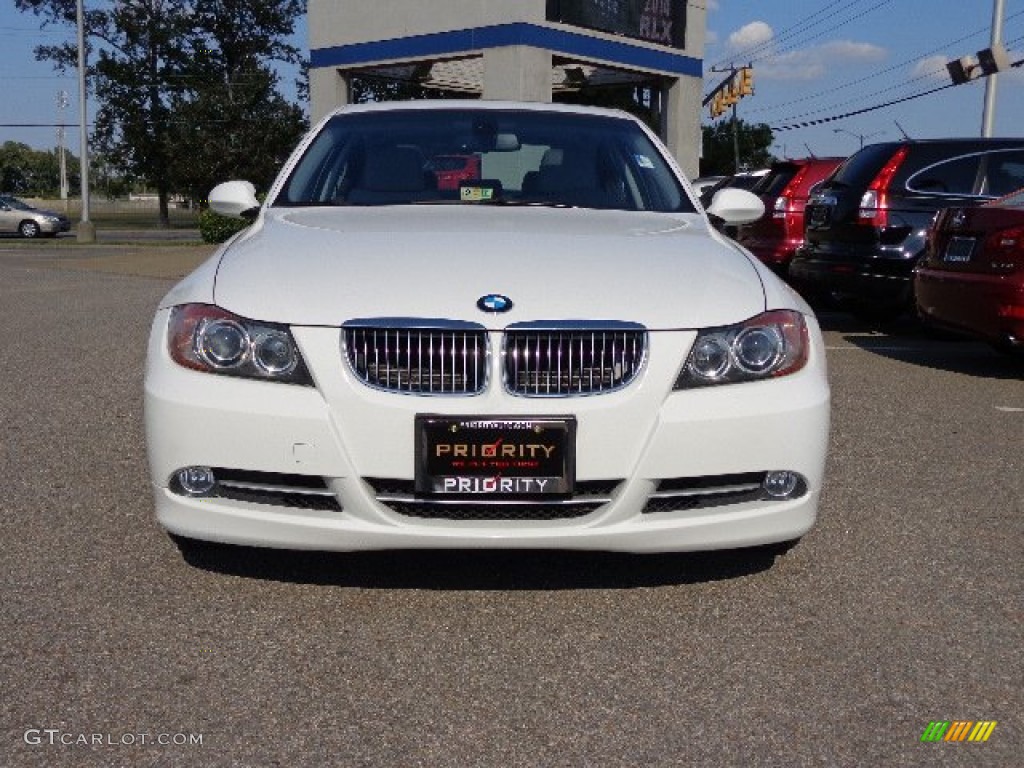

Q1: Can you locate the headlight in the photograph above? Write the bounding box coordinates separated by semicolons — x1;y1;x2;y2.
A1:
45;216;61;223
167;304;312;385
675;310;809;388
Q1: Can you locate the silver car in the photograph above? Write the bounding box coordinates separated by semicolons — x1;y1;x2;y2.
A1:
0;195;71;238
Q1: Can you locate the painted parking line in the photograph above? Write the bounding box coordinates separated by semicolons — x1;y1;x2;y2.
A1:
995;406;1024;413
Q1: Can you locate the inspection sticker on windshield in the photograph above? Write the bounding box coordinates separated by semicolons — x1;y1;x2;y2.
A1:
460;186;495;202
635;154;655;169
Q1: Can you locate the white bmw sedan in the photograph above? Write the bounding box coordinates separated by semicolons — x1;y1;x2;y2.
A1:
145;101;830;554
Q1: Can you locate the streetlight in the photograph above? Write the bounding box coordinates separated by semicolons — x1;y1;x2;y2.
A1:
76;0;95;243
832;127;885;149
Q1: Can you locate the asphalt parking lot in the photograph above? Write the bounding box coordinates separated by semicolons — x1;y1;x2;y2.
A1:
1;243;1020;767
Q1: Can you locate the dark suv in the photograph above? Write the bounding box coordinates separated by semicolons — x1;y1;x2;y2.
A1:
789;139;1024;318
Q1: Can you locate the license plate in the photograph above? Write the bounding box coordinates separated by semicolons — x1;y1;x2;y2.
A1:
944;236;975;263
415;415;575;496
807;204;831;229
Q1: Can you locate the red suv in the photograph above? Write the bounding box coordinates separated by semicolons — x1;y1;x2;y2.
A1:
735;157;844;274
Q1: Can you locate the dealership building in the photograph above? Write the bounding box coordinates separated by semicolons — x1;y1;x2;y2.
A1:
308;1;707;177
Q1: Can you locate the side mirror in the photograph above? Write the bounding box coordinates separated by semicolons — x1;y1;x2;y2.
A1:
706;187;765;226
209;180;260;219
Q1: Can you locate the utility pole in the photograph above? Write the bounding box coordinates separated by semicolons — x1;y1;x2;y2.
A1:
732;100;740;172
982;0;1005;137
56;90;69;207
76;0;95;243
706;64;754;172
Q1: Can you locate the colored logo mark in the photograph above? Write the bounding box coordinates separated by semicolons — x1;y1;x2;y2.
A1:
476;294;513;313
921;721;997;742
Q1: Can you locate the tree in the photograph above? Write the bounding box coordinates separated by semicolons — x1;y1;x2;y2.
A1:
165;2;307;203
700;118;775;176
0;141;78;196
16;0;306;226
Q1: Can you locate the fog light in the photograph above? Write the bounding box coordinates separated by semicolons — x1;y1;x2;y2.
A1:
176;466;217;497
763;471;801;499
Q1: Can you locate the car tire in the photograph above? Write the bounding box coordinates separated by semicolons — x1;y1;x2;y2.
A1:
19;220;41;238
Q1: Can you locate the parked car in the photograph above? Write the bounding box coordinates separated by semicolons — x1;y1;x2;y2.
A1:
915;187;1024;354
145;101;830;556
699;169;771;237
790;138;1024;319
426;153;481;191
735;157;845;274
698;169;770;210
691;175;727;198
0;195;71;238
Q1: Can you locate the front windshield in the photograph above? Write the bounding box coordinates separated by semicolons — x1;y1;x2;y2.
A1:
274;108;693;213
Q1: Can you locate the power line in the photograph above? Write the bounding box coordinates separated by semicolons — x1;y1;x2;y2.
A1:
709;0;869;70
771;57;1024;133
770;81;957;132
744;11;1024;119
709;0;895;71
748;0;895;67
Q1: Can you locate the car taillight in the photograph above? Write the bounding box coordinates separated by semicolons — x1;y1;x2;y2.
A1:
858;146;909;228
984;225;1024;272
773;167;809;219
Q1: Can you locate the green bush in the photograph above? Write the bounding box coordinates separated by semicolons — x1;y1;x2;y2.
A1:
198;208;251;243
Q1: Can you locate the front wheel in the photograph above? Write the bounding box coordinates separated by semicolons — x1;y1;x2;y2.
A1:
19;220;41;238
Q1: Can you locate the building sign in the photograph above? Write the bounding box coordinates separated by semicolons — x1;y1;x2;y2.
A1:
547;0;686;49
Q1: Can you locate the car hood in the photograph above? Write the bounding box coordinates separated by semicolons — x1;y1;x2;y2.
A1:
211;206;767;330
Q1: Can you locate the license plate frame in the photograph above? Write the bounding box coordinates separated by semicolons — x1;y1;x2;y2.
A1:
415;415;576;497
943;236;975;263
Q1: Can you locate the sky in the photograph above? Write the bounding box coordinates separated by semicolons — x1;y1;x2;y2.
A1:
703;0;1024;161
0;1;1021;164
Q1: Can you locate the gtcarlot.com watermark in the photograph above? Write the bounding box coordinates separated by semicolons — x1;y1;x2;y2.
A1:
24;729;203;747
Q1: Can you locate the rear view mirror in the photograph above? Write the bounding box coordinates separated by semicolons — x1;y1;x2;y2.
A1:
209;180;260;219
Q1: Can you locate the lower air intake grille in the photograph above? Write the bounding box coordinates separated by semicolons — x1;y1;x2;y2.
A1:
211;469;341;511
643;473;765;514
343;321;488;395
504;323;646;396
365;478;622;520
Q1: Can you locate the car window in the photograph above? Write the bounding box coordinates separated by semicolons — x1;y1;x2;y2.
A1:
0;196;32;211
907;154;982;195
979;150;1024;197
990;186;1024;208
751;166;796;198
274;109;694;213
827;144;895;188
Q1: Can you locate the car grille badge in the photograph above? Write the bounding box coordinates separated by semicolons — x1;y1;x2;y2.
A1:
477;294;513;313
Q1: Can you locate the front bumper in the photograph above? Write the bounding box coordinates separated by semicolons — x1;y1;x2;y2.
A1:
145;310;831;553
38;217;71;234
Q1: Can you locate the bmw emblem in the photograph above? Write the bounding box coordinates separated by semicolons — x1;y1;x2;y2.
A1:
477;294;513;313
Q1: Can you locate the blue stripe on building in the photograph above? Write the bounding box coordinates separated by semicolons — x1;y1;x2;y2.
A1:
310;22;702;78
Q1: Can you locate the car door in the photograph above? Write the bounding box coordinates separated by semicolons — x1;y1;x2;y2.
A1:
0;198;17;233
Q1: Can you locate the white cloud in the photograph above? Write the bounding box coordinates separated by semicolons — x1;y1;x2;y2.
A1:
705;0;720;11
752;39;887;81
820;40;886;62
728;21;774;52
